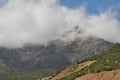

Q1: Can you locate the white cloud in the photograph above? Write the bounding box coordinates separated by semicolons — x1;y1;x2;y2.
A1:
0;0;119;48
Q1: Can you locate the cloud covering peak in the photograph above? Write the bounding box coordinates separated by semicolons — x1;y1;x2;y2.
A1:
0;0;120;48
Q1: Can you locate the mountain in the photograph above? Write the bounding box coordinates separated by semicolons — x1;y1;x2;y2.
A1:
0;37;115;80
0;27;116;80
49;44;120;80
0;36;115;71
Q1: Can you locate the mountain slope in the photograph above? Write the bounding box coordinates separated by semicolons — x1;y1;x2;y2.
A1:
0;37;115;71
0;27;116;80
50;61;96;80
76;70;120;80
50;44;120;80
0;69;56;80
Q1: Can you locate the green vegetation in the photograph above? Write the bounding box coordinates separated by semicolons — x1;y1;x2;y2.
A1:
66;64;78;71
0;69;56;80
60;44;120;80
60;67;89;80
0;63;11;73
60;71;78;80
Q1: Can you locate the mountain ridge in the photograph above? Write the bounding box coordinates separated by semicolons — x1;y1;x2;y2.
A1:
0;32;116;80
0;36;115;71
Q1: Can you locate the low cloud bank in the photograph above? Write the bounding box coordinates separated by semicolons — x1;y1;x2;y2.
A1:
0;0;119;48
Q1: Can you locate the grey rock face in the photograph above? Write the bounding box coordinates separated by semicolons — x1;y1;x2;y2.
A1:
0;37;115;71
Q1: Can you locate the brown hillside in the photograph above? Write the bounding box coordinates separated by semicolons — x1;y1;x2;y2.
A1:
51;61;95;80
76;69;120;80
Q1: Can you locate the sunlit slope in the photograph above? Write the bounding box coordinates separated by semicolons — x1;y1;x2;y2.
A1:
50;44;120;80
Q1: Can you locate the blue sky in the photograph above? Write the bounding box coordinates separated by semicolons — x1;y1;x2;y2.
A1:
60;0;120;19
0;0;120;14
